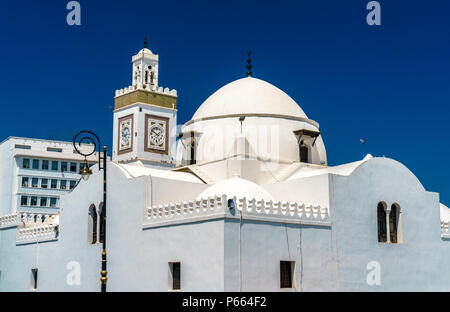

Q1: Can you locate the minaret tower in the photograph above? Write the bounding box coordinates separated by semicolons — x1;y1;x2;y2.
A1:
112;40;178;169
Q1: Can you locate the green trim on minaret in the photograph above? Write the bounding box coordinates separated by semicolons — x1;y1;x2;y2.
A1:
246;51;253;77
144;38;148;49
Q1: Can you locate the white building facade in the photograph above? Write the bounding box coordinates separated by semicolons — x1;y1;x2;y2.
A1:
0;137;99;215
0;46;449;292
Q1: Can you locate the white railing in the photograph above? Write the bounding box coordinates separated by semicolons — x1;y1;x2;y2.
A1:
0;213;18;228
115;84;177;98
441;221;450;238
16;224;59;244
143;195;330;228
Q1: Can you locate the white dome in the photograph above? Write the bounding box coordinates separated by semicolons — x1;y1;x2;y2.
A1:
196;176;274;201
192;77;308;121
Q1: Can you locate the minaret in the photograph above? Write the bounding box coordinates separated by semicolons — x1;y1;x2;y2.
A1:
112;40;178;169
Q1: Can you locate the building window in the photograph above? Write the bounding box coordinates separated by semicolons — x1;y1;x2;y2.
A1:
98;202;104;243
31;178;39;188
41;178;48;189
169;262;181;290
32;159;39;169
299;141;309;163
23;158;30;169
280;261;295;289
50;198;57;208
61;162;68;172
79;162;85;172
70;162;77;172
51;179;58;189
40;197;48;207
42;160;49;170
30;197;37;206
15;144;31;150
51;161;58;171
60;180;67;190
22;177;29;187
21;196;28;206
189;134;196;165
47;147;62;153
88;204;97;244
69;180;76;190
31;268;38;290
390;203;401;243
377;202;387;243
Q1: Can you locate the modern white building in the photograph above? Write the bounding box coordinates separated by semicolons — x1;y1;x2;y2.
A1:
0;137;98;215
0;45;449;292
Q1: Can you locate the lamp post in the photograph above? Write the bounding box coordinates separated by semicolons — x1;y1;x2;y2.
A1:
360;139;365;158
73;130;108;292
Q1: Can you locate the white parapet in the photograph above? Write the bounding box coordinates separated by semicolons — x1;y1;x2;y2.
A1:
0;213;19;229
441;221;450;238
114;84;177;98
143;195;331;229
16;224;59;245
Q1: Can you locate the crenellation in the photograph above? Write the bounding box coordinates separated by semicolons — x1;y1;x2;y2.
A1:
114;84;177;98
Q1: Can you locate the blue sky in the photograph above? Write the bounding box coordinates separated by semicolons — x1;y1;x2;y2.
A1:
0;1;449;202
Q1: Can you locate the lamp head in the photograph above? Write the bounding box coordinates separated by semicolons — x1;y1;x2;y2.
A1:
79;159;92;181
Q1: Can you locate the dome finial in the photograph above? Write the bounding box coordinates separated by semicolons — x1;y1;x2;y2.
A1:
144;37;148;49
246;51;252;77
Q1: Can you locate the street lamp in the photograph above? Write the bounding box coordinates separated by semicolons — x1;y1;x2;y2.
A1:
73;130;108;292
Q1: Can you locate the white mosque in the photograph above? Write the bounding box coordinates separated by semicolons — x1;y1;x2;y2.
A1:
0;44;449;292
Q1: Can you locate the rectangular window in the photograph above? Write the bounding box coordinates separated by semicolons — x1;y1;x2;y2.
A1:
47;147;62;153
22;177;29;187
280;261;295;289
50;198;57;208
40;197;47;207
30;197;37;206
42;160;49;170
79;162;85;171
51;179;58;189
15;144;31;150
60;180;67;190
41;178;48;189
23;158;30;169
61;162;68;172
169;262;181;290
32;159;39;169
51;161;58;171
31;268;38;290
70;162;77;172
31;178;39;188
21;196;28;206
69;180;76;190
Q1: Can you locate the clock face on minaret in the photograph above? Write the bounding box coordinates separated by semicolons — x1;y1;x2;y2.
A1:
145;114;169;155
118;114;133;154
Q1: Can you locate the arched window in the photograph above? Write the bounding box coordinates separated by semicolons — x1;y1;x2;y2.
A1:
299;141;309;163
144;71;149;84
390;203;400;243
377;202;387;242
88;204;97;244
189;133;196;165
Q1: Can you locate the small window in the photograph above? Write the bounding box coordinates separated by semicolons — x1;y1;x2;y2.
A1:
40;197;48;207
15;144;31;150
50;198;57;208
22;177;29;187
42;160;49;170
30;197;37;206
299;141;309;163
41;178;48;189
23;158;30;169
169;262;181;290
390;203;401;244
51;161;58;171
88;204;98;244
61;162;68;172
70;162;77;172
31;268;38;290
377;202;387;243
50;179;58;189
47;147;62;153
21;196;28;206
60;180;67;190
31;178;39;188
69;180;76;190
280;261;295;289
32;159;39;169
79;162;85;171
